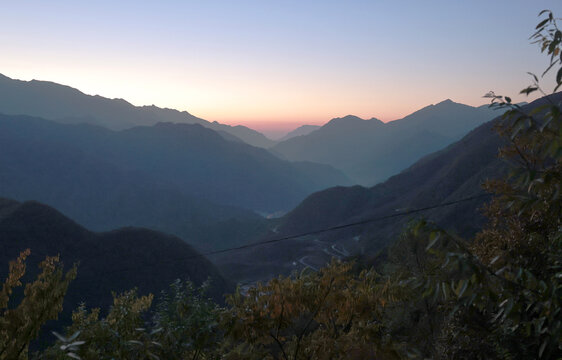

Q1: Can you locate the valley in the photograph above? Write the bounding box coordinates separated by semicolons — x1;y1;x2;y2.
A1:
0;74;530;287
1;5;561;357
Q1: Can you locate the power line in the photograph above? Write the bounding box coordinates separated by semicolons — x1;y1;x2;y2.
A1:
202;193;491;257
71;192;491;285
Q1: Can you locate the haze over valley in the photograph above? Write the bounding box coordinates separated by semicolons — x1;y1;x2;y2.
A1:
0;70;536;288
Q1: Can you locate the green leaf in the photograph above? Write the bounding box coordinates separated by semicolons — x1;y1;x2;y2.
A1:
527;71;539;83
426;232;441;250
67;331;81;342
503;298;514;316
52;331;68;342
492;308;505;322
455;279;468;298
441;282;449;300
433;282;440;303
536;18;549;29
538;339;547;357
555;30;562;43
542;59;557;76
520;86;538;95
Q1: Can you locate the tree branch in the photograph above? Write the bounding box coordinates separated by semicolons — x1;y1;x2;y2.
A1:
293;277;334;360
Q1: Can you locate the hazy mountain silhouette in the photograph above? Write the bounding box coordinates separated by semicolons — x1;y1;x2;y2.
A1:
278;125;321;141
0;114;348;247
272;100;497;185
218;94;561;283
0;115;269;251
0;198;230;344
0;73;275;148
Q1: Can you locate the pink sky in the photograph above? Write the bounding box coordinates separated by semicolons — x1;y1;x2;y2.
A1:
1;1;558;140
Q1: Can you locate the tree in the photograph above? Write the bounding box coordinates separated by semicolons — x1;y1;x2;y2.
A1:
0;249;77;360
416;10;562;359
222;260;400;360
39;289;155;360
150;279;222;360
39;279;222;360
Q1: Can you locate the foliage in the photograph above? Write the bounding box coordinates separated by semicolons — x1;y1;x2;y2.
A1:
222;260;400;359
412;10;562;359
0;250;77;360
382;222;478;359
151;279;222;360
38;289;155;360
38;280;222;360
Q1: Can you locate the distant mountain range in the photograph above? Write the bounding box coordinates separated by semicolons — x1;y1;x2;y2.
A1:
217;94;561;283
0;198;230;343
3;71;548;287
0;73;505;189
278;125;321;141
0;73;275;148
271;100;498;185
0;113;351;251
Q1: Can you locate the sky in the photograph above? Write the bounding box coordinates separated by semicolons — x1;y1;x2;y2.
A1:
1;1;561;138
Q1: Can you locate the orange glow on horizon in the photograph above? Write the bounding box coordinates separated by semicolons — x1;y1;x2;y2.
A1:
0;68;538;139
1;0;555;142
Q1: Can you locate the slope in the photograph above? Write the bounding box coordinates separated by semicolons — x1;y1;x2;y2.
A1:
217;94;561;283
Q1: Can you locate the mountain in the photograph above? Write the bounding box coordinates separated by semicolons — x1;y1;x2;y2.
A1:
0;198;230;342
0;73;275;148
207;121;276;148
217;94;561;283
271;101;497;185
278;125;321;142
0;114;349;248
0;114;268;252
0;113;349;212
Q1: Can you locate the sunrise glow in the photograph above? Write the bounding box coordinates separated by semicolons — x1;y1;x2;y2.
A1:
2;1;560;137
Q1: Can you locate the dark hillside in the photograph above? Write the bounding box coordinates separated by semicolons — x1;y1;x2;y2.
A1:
0;199;230;341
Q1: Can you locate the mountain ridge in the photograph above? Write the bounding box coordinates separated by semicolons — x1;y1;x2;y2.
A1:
0;112;350;251
278;124;322;142
272;99;498;185
216;93;562;283
0;73;275;148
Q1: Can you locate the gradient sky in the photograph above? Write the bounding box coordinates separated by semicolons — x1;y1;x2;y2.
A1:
1;1;561;138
